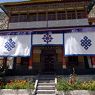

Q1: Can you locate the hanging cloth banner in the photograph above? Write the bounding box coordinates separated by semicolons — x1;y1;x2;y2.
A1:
0;35;31;57
64;32;95;56
32;33;63;45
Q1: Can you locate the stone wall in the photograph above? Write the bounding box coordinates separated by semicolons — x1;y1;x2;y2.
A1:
0;12;8;30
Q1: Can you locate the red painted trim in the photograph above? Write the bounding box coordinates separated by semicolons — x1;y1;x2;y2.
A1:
91;56;95;65
29;57;32;67
62;48;66;65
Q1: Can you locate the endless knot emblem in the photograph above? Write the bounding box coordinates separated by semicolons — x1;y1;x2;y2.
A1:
4;39;16;51
80;36;92;50
42;33;53;44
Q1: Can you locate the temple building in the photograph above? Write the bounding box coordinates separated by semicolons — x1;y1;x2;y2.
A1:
0;0;95;75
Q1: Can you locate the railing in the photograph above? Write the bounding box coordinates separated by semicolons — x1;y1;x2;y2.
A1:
8;2;85;12
55;77;58;95
32;75;39;95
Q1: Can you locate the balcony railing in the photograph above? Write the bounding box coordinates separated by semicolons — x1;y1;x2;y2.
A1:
8;19;89;29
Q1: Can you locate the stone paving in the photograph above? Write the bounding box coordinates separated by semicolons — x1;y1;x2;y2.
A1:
0;89;34;95
58;90;95;95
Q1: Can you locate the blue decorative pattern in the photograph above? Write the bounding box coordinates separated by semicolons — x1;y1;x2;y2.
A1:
42;33;53;44
80;36;92;50
4;39;16;51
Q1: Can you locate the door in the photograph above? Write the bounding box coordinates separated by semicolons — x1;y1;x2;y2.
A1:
41;48;56;72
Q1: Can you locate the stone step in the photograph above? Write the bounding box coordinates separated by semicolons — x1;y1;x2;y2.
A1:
39;76;55;79
36;94;56;95
38;83;55;86
37;86;55;90
38;79;55;83
36;90;55;94
39;77;55;79
39;78;55;80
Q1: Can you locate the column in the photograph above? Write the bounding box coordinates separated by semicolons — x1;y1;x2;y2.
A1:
28;57;32;69
3;57;7;70
7;57;14;69
16;57;21;64
87;56;93;68
13;57;16;69
91;56;95;68
16;57;21;69
28;47;33;69
62;48;66;69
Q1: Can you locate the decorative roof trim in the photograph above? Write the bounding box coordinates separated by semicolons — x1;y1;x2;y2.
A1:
0;0;60;6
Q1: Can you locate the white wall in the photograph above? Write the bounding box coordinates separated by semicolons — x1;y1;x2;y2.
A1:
9;19;89;29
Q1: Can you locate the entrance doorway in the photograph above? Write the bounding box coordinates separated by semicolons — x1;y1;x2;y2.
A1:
41;47;57;73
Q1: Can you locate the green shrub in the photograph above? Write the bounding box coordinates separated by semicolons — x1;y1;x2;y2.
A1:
80;81;95;90
1;80;34;89
57;78;74;91
57;78;95;91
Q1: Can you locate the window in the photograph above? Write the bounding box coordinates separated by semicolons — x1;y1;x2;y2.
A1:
19;14;27;22
67;11;76;19
57;11;66;20
77;10;86;19
38;13;46;21
48;12;56;20
10;14;19;22
29;13;37;21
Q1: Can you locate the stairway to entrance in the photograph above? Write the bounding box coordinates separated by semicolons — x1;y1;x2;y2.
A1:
35;75;56;95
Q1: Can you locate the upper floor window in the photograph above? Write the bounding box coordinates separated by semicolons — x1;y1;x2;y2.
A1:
57;11;66;20
77;10;86;19
10;14;19;22
9;9;86;23
67;11;76;19
19;14;27;22
29;13;37;21
38;13;46;21
48;12;56;20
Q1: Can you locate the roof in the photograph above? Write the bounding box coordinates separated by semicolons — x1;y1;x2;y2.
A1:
0;0;61;6
0;0;90;6
0;0;90;16
0;0;63;15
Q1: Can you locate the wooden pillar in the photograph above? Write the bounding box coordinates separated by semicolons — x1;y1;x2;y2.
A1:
87;56;92;68
7;57;14;69
62;48;66;69
13;57;16;69
91;56;95;68
28;57;32;69
3;57;7;69
28;48;33;69
16;57;21;64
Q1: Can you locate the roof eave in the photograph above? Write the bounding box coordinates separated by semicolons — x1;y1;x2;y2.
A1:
0;5;9;16
0;0;63;6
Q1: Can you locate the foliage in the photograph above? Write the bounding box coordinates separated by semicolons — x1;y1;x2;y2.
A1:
0;80;34;89
57;77;95;91
80;81;95;91
0;81;4;89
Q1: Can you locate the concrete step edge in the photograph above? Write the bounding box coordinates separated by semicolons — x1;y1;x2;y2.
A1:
36;94;55;95
37;85;55;87
37;90;55;91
